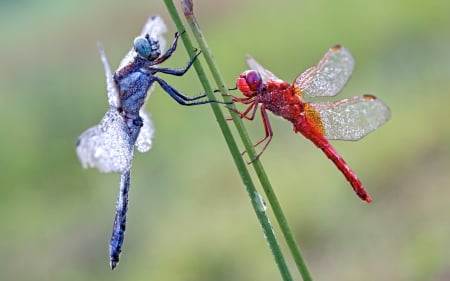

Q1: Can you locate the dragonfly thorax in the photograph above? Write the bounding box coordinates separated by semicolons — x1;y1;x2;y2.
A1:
114;69;153;116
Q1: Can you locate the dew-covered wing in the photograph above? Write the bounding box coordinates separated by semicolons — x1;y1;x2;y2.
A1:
118;15;168;69
135;108;154;153
76;109;134;173
305;95;390;140
295;45;355;98
98;43;121;109
246;55;283;83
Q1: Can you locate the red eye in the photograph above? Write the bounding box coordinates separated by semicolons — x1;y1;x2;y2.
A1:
236;77;250;94
243;70;262;91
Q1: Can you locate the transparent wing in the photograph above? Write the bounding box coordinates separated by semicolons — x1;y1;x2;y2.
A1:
118;15;168;69
246;55;283;83
305;95;390;140
295;45;355;98
135;108;154;153
140;15;167;51
76;109;134;173
98;43;121;108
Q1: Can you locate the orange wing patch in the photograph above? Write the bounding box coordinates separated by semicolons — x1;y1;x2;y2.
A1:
303;103;325;135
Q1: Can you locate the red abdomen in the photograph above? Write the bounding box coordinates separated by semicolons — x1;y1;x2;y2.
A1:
294;117;372;203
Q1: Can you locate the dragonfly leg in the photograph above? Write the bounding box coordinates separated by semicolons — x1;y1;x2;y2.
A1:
250;105;273;162
233;103;273;163
151;50;201;76
211;85;238;99
231;96;256;104
226;100;258;121
153;31;183;64
109;170;131;269
153;76;230;105
213;85;238;94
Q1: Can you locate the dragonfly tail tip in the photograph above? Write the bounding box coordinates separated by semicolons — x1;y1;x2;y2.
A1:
110;260;118;270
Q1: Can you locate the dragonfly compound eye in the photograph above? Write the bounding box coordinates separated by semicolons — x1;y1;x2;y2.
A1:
134;36;161;60
134;36;152;58
244;70;262;91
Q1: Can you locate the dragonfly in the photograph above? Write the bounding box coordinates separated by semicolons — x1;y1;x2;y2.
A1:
76;15;221;269
231;45;391;202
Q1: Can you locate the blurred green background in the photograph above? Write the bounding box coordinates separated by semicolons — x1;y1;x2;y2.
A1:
1;0;449;280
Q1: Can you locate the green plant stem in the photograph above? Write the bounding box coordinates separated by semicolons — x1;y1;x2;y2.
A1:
163;2;294;281
164;1;313;281
177;4;314;281
163;1;292;281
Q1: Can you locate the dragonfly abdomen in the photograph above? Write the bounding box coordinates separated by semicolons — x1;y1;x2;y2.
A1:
294;119;372;203
109;170;131;269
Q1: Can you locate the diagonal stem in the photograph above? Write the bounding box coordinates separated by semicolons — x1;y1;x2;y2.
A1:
177;3;314;281
164;1;313;280
163;1;292;280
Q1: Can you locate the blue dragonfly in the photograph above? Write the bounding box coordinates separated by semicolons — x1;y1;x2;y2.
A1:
76;15;221;269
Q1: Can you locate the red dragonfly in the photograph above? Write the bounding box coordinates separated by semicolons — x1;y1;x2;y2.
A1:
232;45;390;202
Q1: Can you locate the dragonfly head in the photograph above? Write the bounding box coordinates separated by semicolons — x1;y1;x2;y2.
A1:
133;34;161;61
236;70;262;97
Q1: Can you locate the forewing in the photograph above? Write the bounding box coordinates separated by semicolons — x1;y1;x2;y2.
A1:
98;43;120;108
135;108;154;153
295;45;355;98
140;15;167;52
246;55;283;83
76;109;134;173
306;95;390;140
119;15;168;69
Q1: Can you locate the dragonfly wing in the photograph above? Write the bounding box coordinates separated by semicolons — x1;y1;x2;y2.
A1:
118;15;168;69
136;108;154;153
295;45;355;98
76;109;134;173
246;55;283;83
98;43;121;108
140;15;168;51
306;95;390;140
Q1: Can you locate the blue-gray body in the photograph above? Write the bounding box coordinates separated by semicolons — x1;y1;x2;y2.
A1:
108;58;155;269
107;31;216;269
77;17;222;269
114;57;157;144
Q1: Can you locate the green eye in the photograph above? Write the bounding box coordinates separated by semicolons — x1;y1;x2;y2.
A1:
133;37;151;58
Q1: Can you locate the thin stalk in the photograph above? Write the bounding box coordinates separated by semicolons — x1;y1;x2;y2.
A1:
163;1;293;281
176;2;314;281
